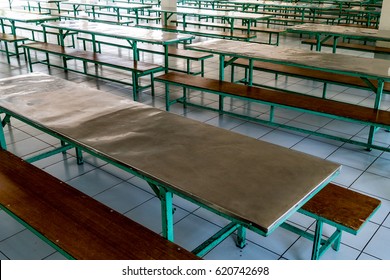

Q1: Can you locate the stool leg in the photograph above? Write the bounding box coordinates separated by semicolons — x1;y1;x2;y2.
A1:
332;229;342;251
311;220;324;260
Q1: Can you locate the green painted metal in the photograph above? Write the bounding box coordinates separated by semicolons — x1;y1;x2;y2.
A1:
26;144;73;163
160;78;390;152
160;187;174;242
192;222;240;257
1;114;11;127
23;46;163;100
0;119;7;150
236;225;246;249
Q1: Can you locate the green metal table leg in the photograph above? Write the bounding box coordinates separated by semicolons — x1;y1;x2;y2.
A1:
236;225;246;248
160;187;174;242
75;147;83;165
219;54;225;111
1;114;11;127
165;83;170;111
0;117;7;150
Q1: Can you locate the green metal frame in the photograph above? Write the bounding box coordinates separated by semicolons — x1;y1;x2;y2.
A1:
24;45;163;101
158;76;390;153
77;36;210;77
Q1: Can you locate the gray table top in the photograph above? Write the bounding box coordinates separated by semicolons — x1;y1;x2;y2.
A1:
0;73;340;234
150;7;272;19
186;39;390;81
42;20;195;44
0;9;59;22
287;23;390;41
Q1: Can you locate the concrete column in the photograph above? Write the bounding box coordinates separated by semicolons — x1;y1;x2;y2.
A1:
160;0;177;26
376;0;390;51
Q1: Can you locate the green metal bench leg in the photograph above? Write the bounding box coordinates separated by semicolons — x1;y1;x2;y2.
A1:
165;84;171;111
132;72;138;101
311;220;323;260
0;117;7;150
230;64;235;82
322;83;328;98
13;41;19;58
201;60;205;77
150;73;155;97
26;48;33;72
332;229;342;251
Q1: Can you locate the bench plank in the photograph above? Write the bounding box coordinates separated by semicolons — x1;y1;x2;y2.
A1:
230;58;390;92
156;72;390;127
0;149;198;260
301;183;381;233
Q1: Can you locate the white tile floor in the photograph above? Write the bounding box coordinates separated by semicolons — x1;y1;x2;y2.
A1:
1;22;390;260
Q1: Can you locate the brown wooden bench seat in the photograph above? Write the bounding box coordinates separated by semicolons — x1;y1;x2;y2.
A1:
301;38;390;54
155;72;390;151
77;34;213;76
136;23;256;41
0;33;28;64
170;19;285;45
283;183;381;259
0;149;198;260
22;42;164;100
227;58;390;97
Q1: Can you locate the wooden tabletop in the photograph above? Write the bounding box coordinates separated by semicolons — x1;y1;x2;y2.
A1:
0;73;340;235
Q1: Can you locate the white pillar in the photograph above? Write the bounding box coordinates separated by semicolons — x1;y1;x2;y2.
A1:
160;0;177;26
376;0;390;52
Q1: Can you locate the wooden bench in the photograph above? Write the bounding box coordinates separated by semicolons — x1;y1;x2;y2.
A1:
170;19;285;45
283;183;381;260
155;72;390;152
0;33;28;64
227;58;390;98
22;42;164;100
301;38;390;54
0;149;198;260
77;34;213;76
136;23;256;41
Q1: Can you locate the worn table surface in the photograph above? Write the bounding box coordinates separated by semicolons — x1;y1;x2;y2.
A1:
186;39;390;81
287;23;390;42
0;73;340;234
42;20;195;44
